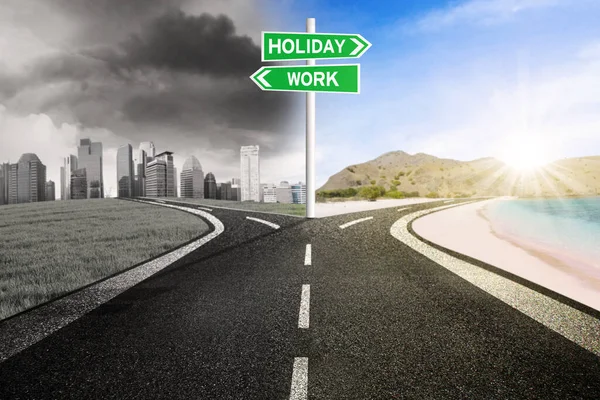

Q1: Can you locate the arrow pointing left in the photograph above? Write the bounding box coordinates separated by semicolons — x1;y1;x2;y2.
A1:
252;68;271;89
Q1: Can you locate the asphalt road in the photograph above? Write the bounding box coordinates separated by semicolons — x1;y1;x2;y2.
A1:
0;198;599;399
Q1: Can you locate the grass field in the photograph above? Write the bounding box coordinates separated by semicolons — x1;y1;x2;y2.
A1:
153;197;307;216
0;199;208;320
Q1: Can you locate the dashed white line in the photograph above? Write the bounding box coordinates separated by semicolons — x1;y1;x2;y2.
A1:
156;199;166;203
339;216;374;229
443;200;454;203
298;284;310;329
289;357;308;400
197;206;212;212
304;244;311;266
397;207;411;212
246;216;280;229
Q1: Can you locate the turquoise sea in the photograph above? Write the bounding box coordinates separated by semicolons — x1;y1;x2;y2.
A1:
482;197;600;271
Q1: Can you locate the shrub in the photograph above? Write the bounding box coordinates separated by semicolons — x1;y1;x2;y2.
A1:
425;192;439;198
389;185;397;192
398;171;406;176
385;191;405;199
347;167;355;173
370;180;376;185
391;180;400;185
359;186;381;201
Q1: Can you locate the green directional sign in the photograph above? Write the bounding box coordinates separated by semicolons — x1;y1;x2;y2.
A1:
262;32;372;61
250;64;360;94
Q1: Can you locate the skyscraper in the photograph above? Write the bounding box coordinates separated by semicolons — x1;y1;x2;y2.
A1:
139;142;156;161
45;181;56;201
146;151;174;197
70;169;87;200
10;153;46;203
240;145;260;202
60;155;77;200
204;172;217;199
77;138;103;198
0;162;9;205
220;182;232;200
291;182;307;204
117;144;134;198
134;147;147;197
276;181;293;204
180;155;204;198
173;167;178;197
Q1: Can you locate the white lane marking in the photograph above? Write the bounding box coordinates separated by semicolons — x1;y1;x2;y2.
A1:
246;216;280;229
0;199;225;363
390;201;600;357
304;244;312;266
156;199;166;203
298;284;310;329
397;207;411;212
443;200;454;203
339;216;373;229
197;206;213;212
289;357;308;400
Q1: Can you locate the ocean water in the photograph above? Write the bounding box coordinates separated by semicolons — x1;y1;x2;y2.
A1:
482;197;600;270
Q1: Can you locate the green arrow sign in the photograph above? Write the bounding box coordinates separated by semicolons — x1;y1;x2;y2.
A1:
250;64;360;94
262;32;372;61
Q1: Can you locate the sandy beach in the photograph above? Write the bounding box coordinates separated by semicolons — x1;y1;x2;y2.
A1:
412;199;600;311
315;198;443;218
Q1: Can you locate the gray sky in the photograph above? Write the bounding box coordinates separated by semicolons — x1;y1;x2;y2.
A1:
0;0;304;198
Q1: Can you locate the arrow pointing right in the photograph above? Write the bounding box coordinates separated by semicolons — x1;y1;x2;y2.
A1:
349;37;365;56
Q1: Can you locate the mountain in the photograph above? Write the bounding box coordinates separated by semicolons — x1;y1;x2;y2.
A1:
318;151;600;198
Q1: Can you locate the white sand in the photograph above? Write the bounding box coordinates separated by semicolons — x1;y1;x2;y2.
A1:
412;199;600;311
315;198;443;218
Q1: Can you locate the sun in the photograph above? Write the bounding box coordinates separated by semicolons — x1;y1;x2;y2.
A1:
497;135;554;171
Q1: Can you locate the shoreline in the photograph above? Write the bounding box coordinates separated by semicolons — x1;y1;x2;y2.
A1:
412;199;600;311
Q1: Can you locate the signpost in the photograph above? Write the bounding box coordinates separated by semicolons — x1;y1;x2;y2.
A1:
250;64;360;94
250;19;371;218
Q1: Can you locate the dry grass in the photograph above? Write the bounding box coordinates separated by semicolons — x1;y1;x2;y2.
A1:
0;199;208;320
155;197;307;216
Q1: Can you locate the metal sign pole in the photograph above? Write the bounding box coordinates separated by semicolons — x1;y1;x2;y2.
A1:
306;17;316;218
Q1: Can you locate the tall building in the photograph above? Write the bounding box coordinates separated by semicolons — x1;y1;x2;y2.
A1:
71;169;87;200
134;147;147;197
220;182;232;200
231;184;241;201
232;178;241;186
8;153;47;204
60;155;78;200
77;138;104;198
0;162;9;205
204;172;217;199
45;180;56;201
291;182;307;204
180;155;204;198
146;151;174;197
173;167;178;197
240;145;260;202
117;144;134;198
139;142;156;161
276;181;293;204
262;183;277;203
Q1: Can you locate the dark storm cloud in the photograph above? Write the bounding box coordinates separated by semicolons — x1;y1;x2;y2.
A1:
117;11;262;77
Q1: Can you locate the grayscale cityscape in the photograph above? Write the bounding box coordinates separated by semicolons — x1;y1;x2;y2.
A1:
0;139;307;206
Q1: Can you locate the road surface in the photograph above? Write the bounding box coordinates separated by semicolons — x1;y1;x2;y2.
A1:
0;198;599;399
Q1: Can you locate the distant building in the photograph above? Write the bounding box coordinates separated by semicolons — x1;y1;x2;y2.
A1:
276;181;293;203
146;151;175;197
8;153;47;204
240;145;260;202
60;155;77;200
134;147;147;197
291;182;307;204
45;180;55;201
180;155;204;198
262;183;277;203
231;184;241;201
204;172;217;199
117;144;134;198
220;182;232;200
70;169;87;200
232;178;241;186
0;162;9;205
173;167;178;197
77;138;104;198
139;142;156;161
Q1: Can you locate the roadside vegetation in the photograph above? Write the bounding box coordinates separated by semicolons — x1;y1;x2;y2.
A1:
316;186;422;202
155;197;306;216
0;199;208;320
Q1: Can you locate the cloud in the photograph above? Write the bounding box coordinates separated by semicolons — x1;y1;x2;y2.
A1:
407;0;566;32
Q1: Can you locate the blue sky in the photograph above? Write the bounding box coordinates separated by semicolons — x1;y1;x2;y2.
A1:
267;0;600;187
